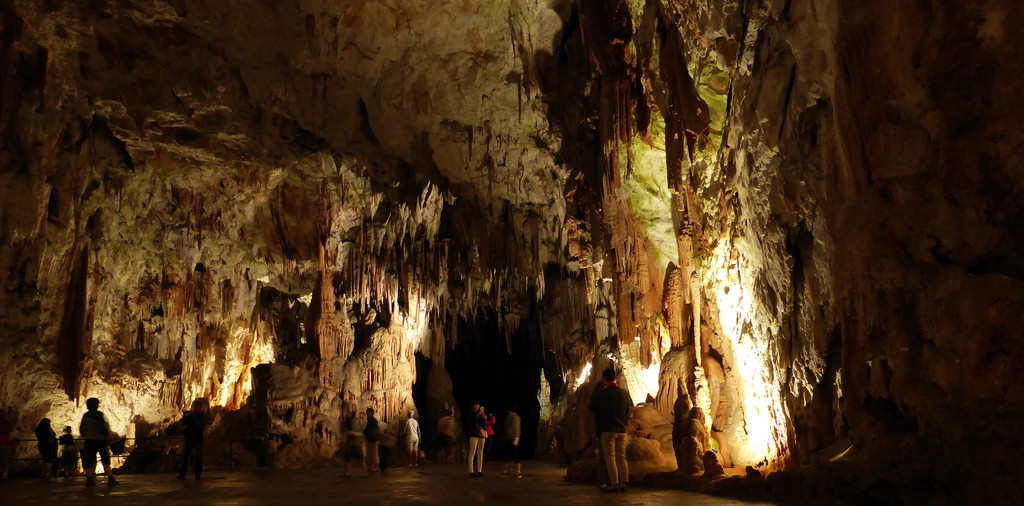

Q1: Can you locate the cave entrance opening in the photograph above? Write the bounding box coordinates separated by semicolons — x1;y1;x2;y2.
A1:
441;307;544;460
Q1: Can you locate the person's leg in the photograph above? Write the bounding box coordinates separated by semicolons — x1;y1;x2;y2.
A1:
48;448;58;478
596;432;607;486
483;436;492;462
364;442;372;471
513;443;521;477
100;444;118;485
443;437;453;463
614;433;628;488
194;440;203;478
475;438;485;474
360;442;367;472
601;432;618;488
39;449;49;479
467;438;479;475
367;441;379;471
178;440;192;478
82;442;98;485
65;451;78;478
379;444;389;473
502;440;510;475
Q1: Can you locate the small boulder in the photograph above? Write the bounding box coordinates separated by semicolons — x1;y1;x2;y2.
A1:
626;437;665;466
702;451;725;478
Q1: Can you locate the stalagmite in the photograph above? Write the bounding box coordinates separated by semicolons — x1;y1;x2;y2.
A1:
663;264;686;348
315;243;349;363
671;379;692;469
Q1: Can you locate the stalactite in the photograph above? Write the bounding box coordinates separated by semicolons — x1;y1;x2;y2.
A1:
56;246;89;400
691;271;701;367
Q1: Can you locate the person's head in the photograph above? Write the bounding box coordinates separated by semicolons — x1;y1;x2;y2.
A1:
86;397;100;411
409;410;416;419
471;400;480;412
602;368;617;383
191;398;209;414
507;403;518;414
37;417;51;429
366;407;375;417
63;426;72;434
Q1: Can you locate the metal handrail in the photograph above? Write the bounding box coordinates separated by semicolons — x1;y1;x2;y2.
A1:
6;435;271;473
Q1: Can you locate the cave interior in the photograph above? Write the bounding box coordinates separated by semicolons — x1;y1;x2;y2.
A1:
1;0;1023;503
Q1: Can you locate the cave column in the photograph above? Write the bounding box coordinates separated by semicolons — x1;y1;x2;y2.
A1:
656;5;713;428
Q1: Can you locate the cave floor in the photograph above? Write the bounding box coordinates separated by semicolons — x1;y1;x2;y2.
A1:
1;461;773;505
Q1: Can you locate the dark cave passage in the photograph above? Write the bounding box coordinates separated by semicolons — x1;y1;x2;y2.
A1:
443;309;544;460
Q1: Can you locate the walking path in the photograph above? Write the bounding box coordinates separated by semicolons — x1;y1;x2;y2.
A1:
1;460;774;505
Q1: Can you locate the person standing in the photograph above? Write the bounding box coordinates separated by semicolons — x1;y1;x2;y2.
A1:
436;402;456;463
58;426;78;479
340;406;364;477
465;402;487;477
79;397;119;487
502;403;522;478
405;411;421;467
482;408;496;462
590;368;632;492
34;418;58;479
178;398;208;480
364;407;381;472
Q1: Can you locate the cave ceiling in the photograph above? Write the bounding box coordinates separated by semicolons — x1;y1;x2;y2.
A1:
21;0;570;271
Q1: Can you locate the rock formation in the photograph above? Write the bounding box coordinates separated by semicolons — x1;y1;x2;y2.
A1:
676;406;710;475
702;450;725;478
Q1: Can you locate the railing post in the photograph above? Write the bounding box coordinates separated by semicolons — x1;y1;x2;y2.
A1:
228;439;233;471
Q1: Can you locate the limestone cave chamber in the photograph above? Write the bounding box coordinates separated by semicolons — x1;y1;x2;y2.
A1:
1;0;1022;503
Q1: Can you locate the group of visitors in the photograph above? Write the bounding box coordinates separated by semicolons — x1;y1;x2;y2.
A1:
465;401;521;478
0;369;633;490
339;406;386;476
335;401;523;480
339;406;421;476
0;396;209;487
15;398;123;486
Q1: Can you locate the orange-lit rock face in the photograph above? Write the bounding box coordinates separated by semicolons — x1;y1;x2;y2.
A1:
1;1;1022;502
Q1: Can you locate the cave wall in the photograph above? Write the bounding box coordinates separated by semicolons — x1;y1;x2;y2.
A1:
533;0;1024;498
673;0;1024;499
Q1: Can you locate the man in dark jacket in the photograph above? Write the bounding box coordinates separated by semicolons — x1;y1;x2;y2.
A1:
79;397;119;487
178;398;208;480
364;407;381;472
590;368;632;492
